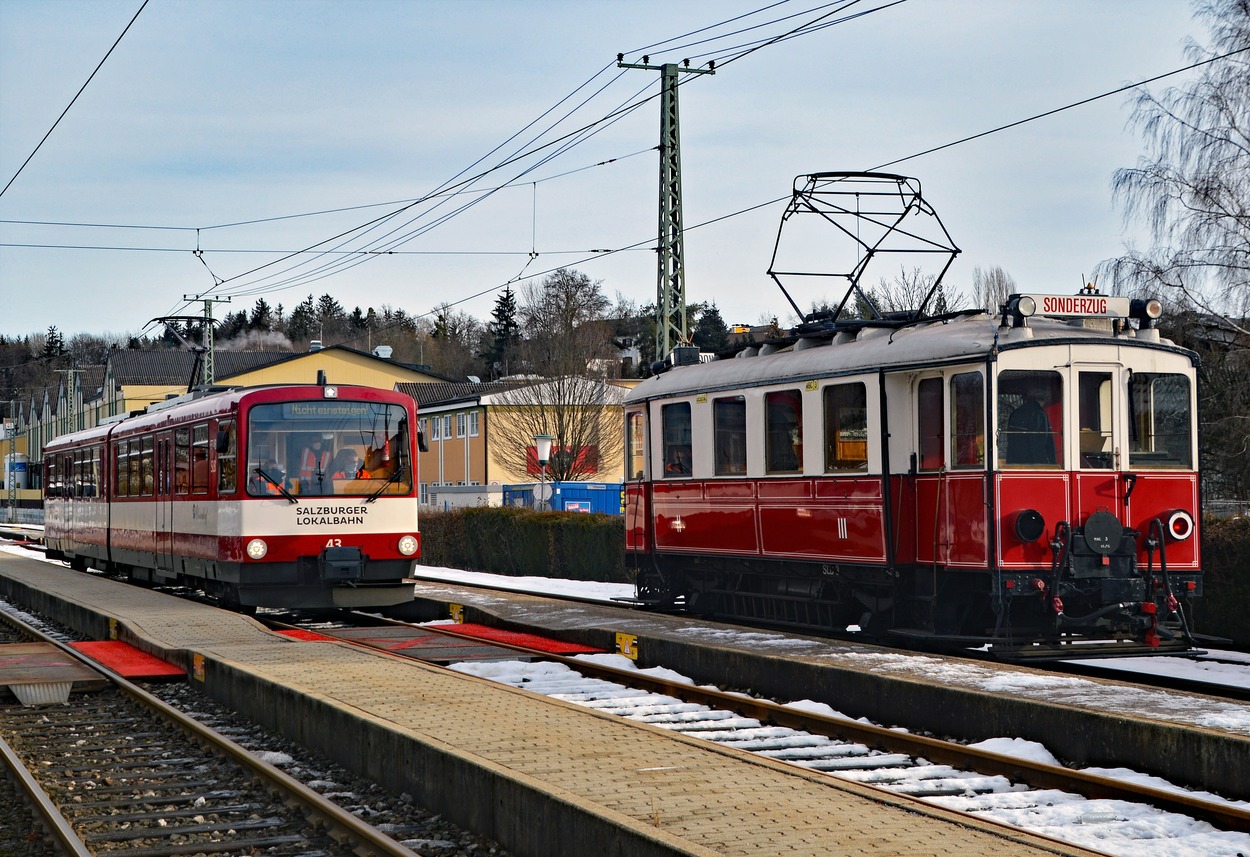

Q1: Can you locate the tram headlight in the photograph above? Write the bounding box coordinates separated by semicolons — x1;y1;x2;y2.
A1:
397;535;419;556
1015;295;1037;317
246;538;269;560
1165;510;1194;542
1130;298;1164;329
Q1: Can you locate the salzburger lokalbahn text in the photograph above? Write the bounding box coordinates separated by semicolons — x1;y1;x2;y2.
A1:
625;289;1203;657
44;383;421;611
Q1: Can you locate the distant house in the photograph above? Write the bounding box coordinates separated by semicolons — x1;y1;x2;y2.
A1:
397;377;629;509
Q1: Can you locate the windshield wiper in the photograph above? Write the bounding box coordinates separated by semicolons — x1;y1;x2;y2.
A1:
365;465;404;504
254;467;299;504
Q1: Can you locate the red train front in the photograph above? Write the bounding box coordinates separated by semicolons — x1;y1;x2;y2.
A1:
44;383;420;611
624;292;1202;656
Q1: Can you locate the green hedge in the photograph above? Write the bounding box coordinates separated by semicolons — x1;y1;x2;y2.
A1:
417;506;628;583
1192;515;1250;646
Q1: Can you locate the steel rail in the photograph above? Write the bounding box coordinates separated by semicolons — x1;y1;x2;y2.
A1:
0;732;93;857
0;610;422;857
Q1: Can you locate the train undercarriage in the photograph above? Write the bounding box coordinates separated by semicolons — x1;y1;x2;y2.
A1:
630;516;1202;660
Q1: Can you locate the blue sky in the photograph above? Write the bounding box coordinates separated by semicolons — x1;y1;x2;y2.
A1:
0;0;1201;341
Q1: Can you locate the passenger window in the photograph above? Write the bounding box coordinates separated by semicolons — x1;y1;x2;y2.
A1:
714;396;747;475
999;370;1064;468
661;402;692;478
950;372;985;469
191;424;210;493
115;441;129;497
217;420;237;493
824;383;867;472
917;378;944;471
174;428;190;495
766;390;803;474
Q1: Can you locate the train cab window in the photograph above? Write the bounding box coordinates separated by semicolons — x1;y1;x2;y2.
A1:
627;411;647;480
217;420;237;493
174;428;190;495
766;390;803;474
1129;373;1192;468
661;402;692;477
714;396;747;476
917;378;944;471
824;383;867;472
191;424;210;494
1078;372;1113;469
998;370;1063;468
248;401;412;497
950;372;985;469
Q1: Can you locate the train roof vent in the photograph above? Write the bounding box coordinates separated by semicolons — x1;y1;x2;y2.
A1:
735;346;760;359
793;336;828;351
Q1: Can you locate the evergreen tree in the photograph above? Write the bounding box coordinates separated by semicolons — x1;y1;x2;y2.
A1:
249;298;275;331
287;295;318;343
482;286;520;378
691;303;729;353
41;326;65;359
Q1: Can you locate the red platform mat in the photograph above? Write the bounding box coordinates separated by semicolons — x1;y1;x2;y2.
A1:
69;641;185;679
440;623;603;654
275;629;338;642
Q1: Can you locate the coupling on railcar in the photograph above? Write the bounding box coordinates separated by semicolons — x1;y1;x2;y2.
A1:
624;172;1204;658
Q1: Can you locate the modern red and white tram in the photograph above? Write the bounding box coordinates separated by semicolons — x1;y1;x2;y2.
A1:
624;291;1203;655
44;382;421;610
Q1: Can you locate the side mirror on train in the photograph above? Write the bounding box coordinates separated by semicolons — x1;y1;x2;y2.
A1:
417;429;428;453
216;430;230;454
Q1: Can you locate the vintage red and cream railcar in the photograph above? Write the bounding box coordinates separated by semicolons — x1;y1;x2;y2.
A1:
44;382;420;610
624;291;1202;655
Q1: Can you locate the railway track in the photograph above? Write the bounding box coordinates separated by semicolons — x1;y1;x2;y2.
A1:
408;571;1250;703
0;610;422;857
273;610;1250;856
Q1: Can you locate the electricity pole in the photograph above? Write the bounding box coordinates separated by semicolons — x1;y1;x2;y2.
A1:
617;55;713;363
183;294;231;385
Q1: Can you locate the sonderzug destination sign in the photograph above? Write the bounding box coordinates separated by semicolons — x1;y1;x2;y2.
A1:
297;505;369;526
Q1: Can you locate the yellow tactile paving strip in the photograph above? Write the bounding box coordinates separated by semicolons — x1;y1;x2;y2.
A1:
0;554;1096;857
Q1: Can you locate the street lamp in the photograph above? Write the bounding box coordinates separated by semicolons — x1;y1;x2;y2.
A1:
534;434;554;511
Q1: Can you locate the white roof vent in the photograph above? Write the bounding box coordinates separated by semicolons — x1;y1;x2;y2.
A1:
372;345;393;359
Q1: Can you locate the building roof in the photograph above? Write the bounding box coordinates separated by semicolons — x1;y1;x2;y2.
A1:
107;349;291;386
395;380;527;408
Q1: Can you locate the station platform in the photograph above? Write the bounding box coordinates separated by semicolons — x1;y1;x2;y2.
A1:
0;550;1096;857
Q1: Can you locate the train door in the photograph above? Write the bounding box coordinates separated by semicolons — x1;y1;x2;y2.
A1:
624;409;651;552
155;431;174;571
1073;367;1126;523
913;376;946;566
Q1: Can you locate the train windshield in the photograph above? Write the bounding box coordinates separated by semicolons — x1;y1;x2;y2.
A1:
246;400;412;497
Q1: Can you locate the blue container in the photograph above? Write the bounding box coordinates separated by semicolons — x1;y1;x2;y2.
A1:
503;481;623;515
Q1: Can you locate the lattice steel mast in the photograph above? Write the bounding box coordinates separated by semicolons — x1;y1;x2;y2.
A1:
617;56;713;362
